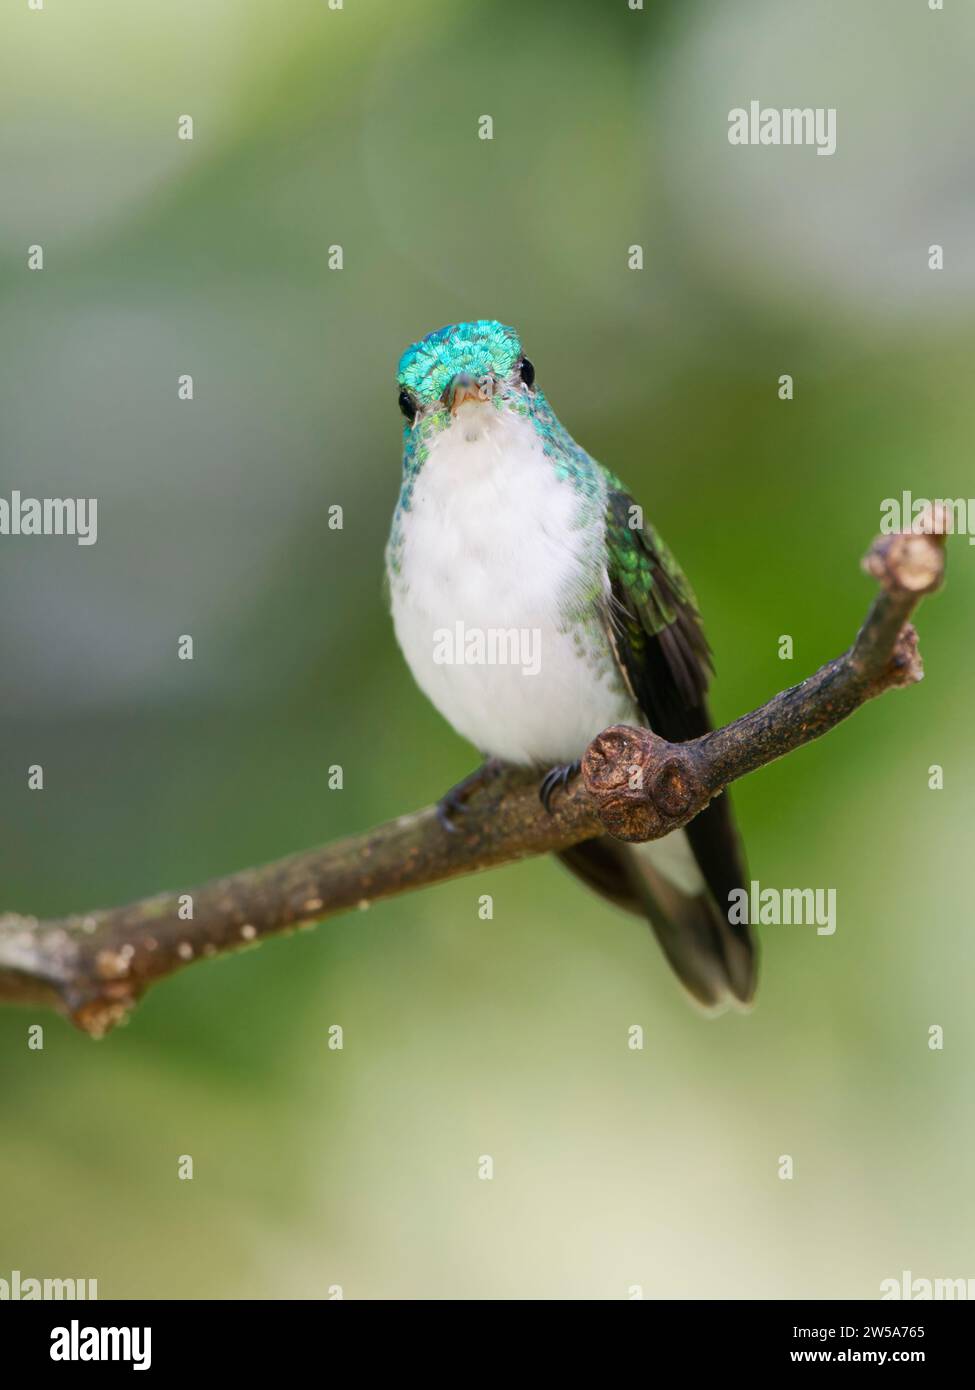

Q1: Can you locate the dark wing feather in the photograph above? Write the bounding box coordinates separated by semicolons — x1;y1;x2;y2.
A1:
602;489;711;734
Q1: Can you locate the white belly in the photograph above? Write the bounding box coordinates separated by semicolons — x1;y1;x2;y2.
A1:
388;404;636;765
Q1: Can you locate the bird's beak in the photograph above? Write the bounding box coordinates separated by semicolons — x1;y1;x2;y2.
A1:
447;372;491;414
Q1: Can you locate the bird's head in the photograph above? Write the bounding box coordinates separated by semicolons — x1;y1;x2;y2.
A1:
395;320;536;437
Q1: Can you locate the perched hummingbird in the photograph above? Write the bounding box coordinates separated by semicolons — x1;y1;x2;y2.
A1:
386;320;756;1010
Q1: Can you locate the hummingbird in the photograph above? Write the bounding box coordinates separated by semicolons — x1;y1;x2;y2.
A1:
386;320;756;1010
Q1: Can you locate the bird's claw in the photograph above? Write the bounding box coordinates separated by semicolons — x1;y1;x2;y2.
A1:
436;759;505;835
539;760;581;814
436;791;465;835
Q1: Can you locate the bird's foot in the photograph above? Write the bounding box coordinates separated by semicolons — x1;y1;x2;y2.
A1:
437;758;506;834
539;760;581;814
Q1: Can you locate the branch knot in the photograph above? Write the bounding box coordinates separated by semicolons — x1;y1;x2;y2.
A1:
582;726;709;843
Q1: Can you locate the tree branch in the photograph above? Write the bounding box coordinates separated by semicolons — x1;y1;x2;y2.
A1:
0;521;946;1037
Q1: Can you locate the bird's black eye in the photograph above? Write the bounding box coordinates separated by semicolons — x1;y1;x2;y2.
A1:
398;389;417;423
519;357;535;388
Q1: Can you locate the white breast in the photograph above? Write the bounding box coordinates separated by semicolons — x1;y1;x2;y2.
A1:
388;403;636;766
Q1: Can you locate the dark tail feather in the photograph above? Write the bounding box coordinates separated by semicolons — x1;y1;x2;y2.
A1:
558;827;757;1011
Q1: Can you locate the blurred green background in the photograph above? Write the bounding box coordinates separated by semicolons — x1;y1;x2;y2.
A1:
2;0;973;1299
